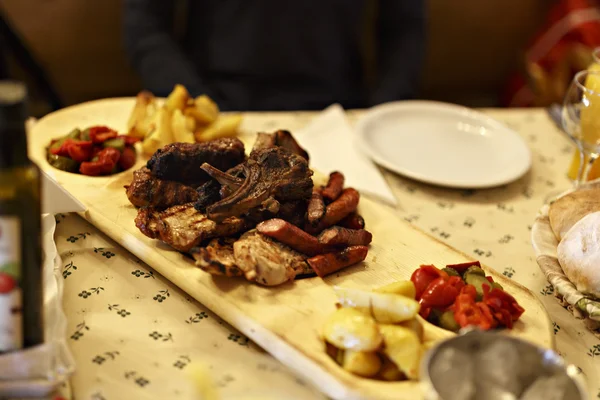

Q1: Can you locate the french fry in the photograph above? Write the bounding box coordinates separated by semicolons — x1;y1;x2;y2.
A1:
185;94;219;124
126;90;157;139
171;109;196;143
165;84;190;113
141;107;173;156
195;114;243;142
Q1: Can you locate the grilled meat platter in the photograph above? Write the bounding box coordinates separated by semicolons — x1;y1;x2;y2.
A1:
125;130;372;286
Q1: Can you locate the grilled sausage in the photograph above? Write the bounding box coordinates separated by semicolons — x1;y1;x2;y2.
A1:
307;246;369;277
256;218;323;256
308;188;360;233
307;190;326;225
322;171;345;202
318;226;372;247
338;212;365;230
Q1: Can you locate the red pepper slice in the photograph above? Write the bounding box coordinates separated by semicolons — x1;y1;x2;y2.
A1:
118;146;137;171
411;265;448;300
67;142;93;162
447;276;466;292
445;260;481;273
420;277;460;309
79;162;113;176
482;287;525;328
98;147;121;164
79;147;121;176
50;138;76;157
452;286;496;330
419;306;431;319
486;276;494;283
88;126;118;144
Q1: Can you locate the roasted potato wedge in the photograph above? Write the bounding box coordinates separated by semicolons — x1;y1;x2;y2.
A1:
171;109;196;143
141;107;173;156
333;286;420;324
378;324;422;380
165;84;190;113
398;318;424;341
195;114;242;142
127;90;157;139
322;307;382;352
325;342;344;365
342;350;382;377
378;357;405;381
374;280;416;299
185;94;219;125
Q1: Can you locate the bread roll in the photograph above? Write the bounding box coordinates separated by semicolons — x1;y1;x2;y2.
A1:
557;211;600;298
548;188;600;241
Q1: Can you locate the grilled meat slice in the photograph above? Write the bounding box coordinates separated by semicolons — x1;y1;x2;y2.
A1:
135;203;247;252
194;180;223;213
252;130;309;161
147;138;245;185
191;238;243;277
233;230;309;286
206;147;313;222
125;167;199;209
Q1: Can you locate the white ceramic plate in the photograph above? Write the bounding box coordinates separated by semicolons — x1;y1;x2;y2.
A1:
355;101;532;188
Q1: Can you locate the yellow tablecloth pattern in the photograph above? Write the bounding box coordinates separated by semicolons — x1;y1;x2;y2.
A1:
53;108;599;399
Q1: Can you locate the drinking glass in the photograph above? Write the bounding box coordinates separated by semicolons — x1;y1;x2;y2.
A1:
567;48;600;181
562;69;600;187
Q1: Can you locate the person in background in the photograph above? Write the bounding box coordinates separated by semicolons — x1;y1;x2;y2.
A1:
122;0;426;111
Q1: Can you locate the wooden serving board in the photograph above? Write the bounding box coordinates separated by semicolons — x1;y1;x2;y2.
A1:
30;99;554;400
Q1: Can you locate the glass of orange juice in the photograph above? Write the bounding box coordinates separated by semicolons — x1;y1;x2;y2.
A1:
568;48;600;181
563;69;600;187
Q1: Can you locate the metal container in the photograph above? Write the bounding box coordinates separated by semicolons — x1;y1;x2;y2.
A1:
420;329;587;400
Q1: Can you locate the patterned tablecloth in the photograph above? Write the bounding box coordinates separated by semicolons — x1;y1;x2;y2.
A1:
52;108;599;399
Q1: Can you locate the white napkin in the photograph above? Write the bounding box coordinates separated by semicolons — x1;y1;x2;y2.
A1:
41;170;86;214
296;104;397;206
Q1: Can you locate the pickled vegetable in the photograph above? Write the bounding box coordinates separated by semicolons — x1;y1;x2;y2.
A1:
80;127;91;141
441;267;460;277
464;272;492;299
66;128;81;139
47;154;78;172
438;310;460;332
103;138;125;152
465;266;485;276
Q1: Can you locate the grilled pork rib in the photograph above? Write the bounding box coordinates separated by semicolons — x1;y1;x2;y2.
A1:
204;147;313;222
125;167;199;209
135;203;247;252
147;138;246;185
252;130;309;161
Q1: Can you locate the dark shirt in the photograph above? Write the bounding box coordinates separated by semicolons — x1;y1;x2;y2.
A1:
123;0;426;111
